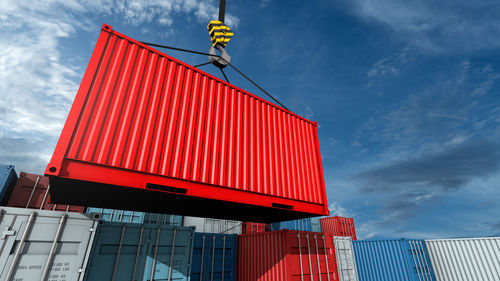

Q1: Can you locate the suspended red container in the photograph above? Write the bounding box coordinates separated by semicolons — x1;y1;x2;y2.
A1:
7;172;85;213
241;222;269;234
45;24;329;222
320;216;357;240
238;230;339;281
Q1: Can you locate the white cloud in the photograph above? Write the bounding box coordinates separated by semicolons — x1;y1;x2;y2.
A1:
328;201;356;218
0;0;239;172
345;0;500;52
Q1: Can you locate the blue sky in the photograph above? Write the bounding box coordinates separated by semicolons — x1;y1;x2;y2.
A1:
1;0;499;239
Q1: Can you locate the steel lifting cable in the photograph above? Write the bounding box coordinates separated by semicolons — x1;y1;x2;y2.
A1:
140;41;291;111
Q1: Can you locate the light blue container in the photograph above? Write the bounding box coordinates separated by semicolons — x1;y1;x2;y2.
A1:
84;222;195;281
191;233;238;281
270;217;321;232
86;207;183;225
0;164;17;205
352;239;436;281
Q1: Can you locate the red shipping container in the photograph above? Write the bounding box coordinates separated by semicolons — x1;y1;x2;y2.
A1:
320;216;357;240
238;230;339;281
241;222;269;234
45;24;329;222
6;172;85;213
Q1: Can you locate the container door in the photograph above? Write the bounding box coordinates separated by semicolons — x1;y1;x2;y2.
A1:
142;227;192;281
0;211;96;281
334;237;359;281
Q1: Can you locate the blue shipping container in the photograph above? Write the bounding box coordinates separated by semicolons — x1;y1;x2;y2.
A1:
191;233;238;281
84;222;195;281
353;239;436;281
0;164;17;205
270;217;321;232
87;207;183;225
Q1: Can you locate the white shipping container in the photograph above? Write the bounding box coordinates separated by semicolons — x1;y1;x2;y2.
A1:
425;237;500;281
183;216;241;234
334;236;359;281
0;207;99;281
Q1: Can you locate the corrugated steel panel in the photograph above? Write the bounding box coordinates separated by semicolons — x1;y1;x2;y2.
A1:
425;237;500;281
191;233;237;281
7;172;85;213
0;206;99;281
238;230;339;281
334;236;359;281
83;222;195;281
183;216;241;234
241;222;269;234
270;217;321;232
321;217;357;240
86;207;183;225
45;24;329;222
353;239;436;281
0;164;17;205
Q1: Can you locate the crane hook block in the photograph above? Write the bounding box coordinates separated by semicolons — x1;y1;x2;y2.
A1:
207;20;233;47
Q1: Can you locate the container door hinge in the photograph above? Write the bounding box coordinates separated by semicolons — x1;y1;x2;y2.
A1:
78;268;86;273
1;227;16;239
88;228;96;232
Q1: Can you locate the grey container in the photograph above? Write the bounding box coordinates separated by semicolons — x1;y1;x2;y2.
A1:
83;222;195;281
0;206;99;281
334;236;359;281
425;237;500;281
86;207;183;225
183;216;242;234
0;164;17;205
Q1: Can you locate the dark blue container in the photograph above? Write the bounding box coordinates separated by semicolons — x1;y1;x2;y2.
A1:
191;233;238;281
0;164;17;205
86;207;183;225
353;239;437;281
270;217;321;232
84;222;195;281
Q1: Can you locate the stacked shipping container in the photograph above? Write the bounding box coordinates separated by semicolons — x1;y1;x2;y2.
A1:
241;222;269;234
86;207;183;225
238;230;339;281
0;164;17;204
321;216;357;240
352;239;436;281
183;216;242;234
270;217;321;232
191;233;238;281
425;237;500;281
7;172;85;212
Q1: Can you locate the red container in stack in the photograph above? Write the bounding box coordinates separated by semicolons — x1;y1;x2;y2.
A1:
241;222;270;234
6;172;85;212
320;216;357;240
238;230;339;281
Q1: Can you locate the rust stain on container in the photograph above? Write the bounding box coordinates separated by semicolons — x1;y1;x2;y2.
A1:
45;24;329;222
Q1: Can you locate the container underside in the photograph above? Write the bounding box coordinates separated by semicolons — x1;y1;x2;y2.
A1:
49;176;319;223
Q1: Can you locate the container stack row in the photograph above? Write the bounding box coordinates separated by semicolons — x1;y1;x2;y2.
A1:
2;164;498;281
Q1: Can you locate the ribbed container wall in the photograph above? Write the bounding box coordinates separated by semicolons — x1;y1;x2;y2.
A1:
320;217;357;240
0;207;99;281
238;230;339;281
241;222;269;234
83;222;195;281
191;233;238;281
353;239;436;281
0;164;17;205
86;207;183;225
334;236;359;281
270;217;321;232
7;172;85;212
425;237;500;281
45;24;329;221
183;216;242;234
